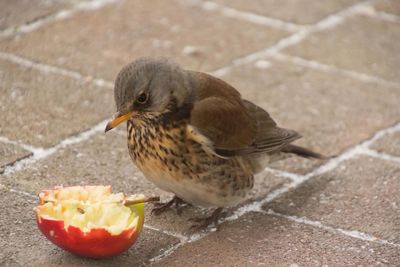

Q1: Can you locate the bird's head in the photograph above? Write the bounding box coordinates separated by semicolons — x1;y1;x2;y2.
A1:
105;58;195;132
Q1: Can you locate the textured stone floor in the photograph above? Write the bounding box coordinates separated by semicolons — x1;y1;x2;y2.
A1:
1;0;399;266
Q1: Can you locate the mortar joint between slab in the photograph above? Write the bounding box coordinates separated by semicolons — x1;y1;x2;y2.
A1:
149;241;186;264
0;52;114;89
2;120;108;175
352;3;400;24
194;0;306;32
0;184;37;201
0;136;44;154
264;209;400;248
361;148;400;163
0;0;121;40
144;224;190;243
269;52;400;88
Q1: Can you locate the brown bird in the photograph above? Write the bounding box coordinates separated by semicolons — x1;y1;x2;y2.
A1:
105;58;324;229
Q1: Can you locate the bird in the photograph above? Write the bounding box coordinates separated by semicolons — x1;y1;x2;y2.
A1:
105;57;325;229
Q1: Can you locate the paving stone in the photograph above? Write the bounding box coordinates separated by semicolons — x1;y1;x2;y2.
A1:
373;0;400;16
265;156;400;244
0;0;289;81
0;142;32;174
0;186;179;267
154;212;399;266
0;58;114;148
221;59;400;174
0;0;71;31
210;0;361;25
284;14;400;83
371;131;400;157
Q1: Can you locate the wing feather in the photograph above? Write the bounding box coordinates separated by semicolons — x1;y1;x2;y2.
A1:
188;72;301;157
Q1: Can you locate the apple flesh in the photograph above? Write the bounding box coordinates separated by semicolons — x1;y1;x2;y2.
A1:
36;185;144;258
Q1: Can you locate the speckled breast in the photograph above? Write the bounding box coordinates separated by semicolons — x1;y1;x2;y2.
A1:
126;117;254;207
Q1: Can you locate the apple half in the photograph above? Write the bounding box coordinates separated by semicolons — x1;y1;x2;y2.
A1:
36;185;150;258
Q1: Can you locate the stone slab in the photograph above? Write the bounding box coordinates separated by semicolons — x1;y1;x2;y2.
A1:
373;0;400;16
0;0;289;81
265;156;400;244
154;212;399;266
0;58;114;148
210;0;361;25
221;59;400;174
284;14;400;84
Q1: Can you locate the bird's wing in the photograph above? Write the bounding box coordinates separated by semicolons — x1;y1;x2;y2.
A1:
241;100;301;153
189;96;257;151
188;72;301;157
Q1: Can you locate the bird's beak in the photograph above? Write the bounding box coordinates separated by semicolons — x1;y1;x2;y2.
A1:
105;111;133;132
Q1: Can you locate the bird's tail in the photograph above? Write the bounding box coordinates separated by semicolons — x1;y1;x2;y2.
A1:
282;144;327;159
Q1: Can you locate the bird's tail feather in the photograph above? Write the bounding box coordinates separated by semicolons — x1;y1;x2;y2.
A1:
282;144;327;159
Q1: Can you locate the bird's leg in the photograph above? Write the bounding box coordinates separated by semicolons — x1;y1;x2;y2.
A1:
189;207;223;231
151;195;190;215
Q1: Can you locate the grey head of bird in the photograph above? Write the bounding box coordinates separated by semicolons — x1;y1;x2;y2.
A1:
105;57;196;132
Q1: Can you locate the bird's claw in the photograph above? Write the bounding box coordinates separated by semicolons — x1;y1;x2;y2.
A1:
151;196;189;216
189;208;223;231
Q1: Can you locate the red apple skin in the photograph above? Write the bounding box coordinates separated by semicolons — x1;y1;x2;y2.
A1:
36;204;145;259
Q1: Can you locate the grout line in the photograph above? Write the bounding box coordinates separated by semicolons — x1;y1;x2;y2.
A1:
149;242;185;264
0;52;113;88
0;136;40;154
270;52;400;88
0;184;37;200
148;227;214;265
210;30;308;77
210;0;373;77
9;188;37;200
193;0;306;32
362;148;400;163
264;167;304;184
355;5;400;23
266;209;400;247
371;11;400;23
299;122;400;180
0;0;120;39
2;119;108;175
144;224;189;243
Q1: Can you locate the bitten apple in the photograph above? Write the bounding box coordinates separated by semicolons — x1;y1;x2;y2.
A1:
36;185;146;258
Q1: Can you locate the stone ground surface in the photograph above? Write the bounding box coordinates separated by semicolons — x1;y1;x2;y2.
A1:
0;0;399;266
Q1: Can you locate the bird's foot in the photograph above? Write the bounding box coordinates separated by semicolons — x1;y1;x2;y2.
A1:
151;196;190;216
189;208;223;231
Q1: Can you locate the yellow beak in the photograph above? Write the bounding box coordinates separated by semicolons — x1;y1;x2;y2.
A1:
105;112;132;132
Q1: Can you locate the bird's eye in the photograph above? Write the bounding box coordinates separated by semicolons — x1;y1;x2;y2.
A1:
136;93;148;104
